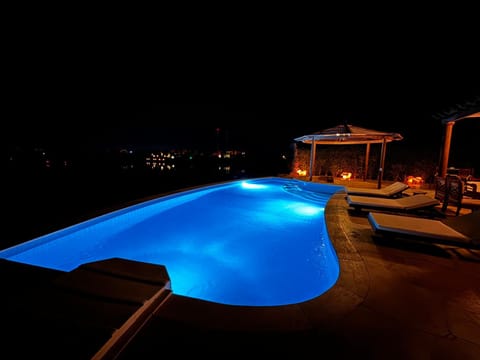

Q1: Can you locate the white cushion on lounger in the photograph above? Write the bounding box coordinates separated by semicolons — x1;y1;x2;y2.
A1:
368;212;470;243
346;182;409;197
347;194;440;211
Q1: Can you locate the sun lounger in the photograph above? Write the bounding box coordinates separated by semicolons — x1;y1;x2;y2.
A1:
367;211;480;248
345;181;409;198
346;194;440;214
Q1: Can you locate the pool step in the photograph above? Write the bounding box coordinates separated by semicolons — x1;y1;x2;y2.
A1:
282;183;332;203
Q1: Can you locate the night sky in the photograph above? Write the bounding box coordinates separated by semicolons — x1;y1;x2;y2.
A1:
7;87;479;155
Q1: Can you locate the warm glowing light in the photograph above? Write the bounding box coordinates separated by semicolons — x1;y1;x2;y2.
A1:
296;169;307;176
405;176;423;188
341;172;352;180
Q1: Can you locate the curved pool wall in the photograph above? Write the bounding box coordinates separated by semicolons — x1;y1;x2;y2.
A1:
0;177;345;307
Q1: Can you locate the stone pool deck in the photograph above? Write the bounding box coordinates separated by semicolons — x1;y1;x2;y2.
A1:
1;181;479;359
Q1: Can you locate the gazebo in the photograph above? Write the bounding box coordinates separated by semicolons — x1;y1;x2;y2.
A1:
294;123;403;189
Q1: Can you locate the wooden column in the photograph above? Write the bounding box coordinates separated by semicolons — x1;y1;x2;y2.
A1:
309;137;316;181
363;143;370;181
440;121;454;178
377;138;387;189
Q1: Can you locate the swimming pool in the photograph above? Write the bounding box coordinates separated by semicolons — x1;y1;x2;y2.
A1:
0;177;343;307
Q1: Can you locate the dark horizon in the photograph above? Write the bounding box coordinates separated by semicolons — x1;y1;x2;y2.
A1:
6;92;480;174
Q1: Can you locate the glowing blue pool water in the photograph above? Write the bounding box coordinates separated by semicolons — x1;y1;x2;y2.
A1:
0;177;343;306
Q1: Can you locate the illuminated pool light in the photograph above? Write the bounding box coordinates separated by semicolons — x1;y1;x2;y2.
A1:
241;181;268;189
0;177;343;307
287;202;323;216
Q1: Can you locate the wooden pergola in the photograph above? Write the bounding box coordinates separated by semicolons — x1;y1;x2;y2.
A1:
438;101;480;178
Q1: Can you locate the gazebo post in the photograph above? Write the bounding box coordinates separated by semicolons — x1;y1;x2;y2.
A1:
309;136;316;181
363;143;370;181
377;138;387;189
440;121;454;178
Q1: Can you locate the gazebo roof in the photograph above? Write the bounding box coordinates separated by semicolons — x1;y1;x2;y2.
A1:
294;124;403;145
434;96;480;124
